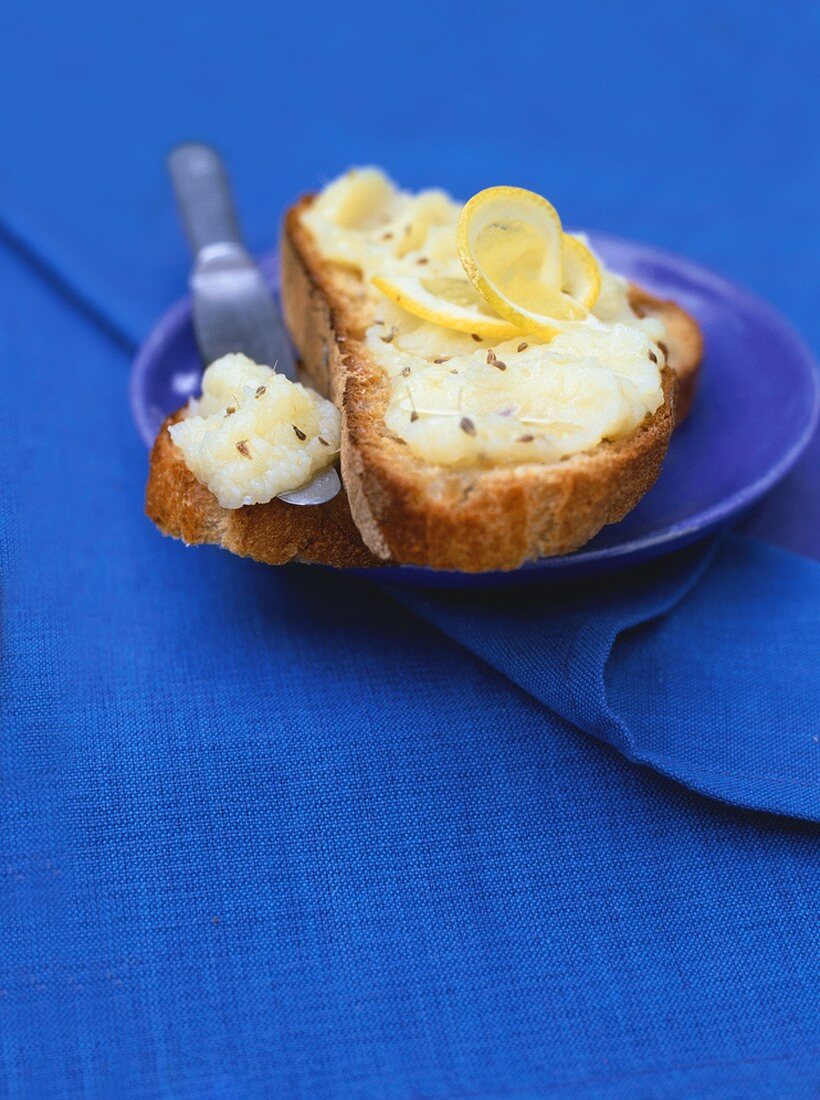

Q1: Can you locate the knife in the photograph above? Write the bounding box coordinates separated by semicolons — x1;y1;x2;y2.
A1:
167;143;341;506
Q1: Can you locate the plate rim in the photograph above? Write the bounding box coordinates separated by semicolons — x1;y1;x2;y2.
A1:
131;234;820;576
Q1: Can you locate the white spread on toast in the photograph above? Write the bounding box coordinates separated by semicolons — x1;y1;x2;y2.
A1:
169;354;340;509
302;169;666;467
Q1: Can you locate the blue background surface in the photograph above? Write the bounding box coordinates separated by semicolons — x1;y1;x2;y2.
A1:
1;2;819;1096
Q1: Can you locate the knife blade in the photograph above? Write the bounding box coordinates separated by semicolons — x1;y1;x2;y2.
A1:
167;143;340;506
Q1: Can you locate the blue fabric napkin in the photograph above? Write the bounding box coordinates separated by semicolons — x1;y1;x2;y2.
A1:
3;2;820;1096
389;535;820;820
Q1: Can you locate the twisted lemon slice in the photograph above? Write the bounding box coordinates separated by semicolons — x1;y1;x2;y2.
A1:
371;273;523;340
457;186;601;339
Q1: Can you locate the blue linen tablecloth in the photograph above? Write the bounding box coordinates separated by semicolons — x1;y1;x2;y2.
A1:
1;2;819;1096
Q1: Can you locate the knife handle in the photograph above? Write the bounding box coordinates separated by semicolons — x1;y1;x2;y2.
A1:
168;143;245;256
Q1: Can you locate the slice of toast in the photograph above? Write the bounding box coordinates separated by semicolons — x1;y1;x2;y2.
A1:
277;196;702;570
146;409;381;569
146;195;703;573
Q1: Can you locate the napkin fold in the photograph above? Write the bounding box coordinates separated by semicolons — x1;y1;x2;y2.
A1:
388;534;820;820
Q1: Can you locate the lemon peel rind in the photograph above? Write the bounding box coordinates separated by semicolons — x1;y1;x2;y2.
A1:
371;274;524;340
457;186;602;339
562;235;602;312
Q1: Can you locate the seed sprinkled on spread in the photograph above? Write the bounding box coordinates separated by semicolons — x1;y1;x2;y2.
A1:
517;342;528;352
381;232;394;241
236;439;252;458
381;327;397;344
450;369;459;375
433;357;450;364
225;405;236;417
292;425;307;441
517;434;535;443
416;257;429;265
255;385;266;398
471;333;482;342
410;410;419;422
401;366;412;377
460;417;476;436
318;437;329;446
648;350;658;364
486;349;507;371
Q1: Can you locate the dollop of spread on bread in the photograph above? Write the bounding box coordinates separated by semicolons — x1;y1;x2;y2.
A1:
169;354;340;508
302;169;667;467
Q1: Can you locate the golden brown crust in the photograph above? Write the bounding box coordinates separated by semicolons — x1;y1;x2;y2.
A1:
280;196;684;571
145;193;703;574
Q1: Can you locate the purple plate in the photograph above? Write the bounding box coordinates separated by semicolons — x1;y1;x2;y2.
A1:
132;234;819;586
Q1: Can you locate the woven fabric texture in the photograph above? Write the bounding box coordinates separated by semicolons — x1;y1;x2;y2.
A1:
2;2;819;1095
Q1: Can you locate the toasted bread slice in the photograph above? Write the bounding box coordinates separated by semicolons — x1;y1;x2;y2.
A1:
276;196;701;571
146;196;703;573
